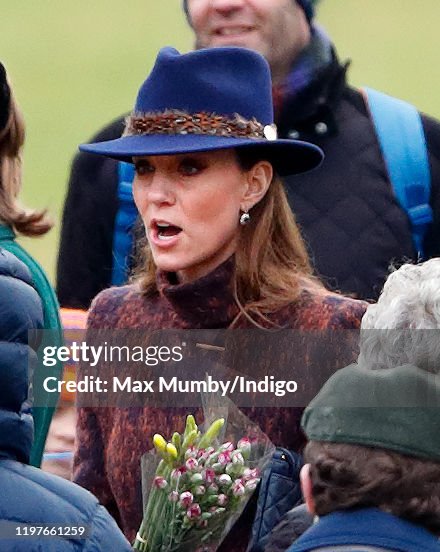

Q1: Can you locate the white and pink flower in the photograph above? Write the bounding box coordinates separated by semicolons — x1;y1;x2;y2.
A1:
232;480;245;497
217;474;232;486
244;478;259;492
153;476;168;490
242;467;259;481
185;457;199;471
217;494;228;506
186;503;202;520
179;491;194;508
202;468;216;484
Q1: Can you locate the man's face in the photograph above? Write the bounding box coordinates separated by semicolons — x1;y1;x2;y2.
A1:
187;0;310;82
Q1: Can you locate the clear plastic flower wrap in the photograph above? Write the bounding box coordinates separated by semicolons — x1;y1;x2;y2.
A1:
133;394;275;551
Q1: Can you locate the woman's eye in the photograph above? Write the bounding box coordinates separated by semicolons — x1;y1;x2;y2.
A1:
134;162;153;176
180;160;204;176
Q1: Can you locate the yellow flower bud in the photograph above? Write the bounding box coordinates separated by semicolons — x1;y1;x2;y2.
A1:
184;415;197;439
153;433;167;452
172;432;181;451
166;443;178;459
182;429;198;452
198;418;225;449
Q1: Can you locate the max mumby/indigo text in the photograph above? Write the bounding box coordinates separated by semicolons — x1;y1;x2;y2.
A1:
42;375;298;398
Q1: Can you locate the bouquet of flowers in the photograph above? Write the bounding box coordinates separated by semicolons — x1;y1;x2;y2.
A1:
133;411;274;551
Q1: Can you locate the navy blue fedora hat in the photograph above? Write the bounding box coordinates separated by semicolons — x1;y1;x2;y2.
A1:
80;47;323;176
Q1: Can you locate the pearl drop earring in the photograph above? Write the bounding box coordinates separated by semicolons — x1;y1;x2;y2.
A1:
239;211;250;225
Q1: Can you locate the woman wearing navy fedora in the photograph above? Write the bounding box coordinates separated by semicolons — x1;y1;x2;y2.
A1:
74;47;367;550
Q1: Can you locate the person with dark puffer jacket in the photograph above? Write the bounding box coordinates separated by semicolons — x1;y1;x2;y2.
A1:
0;247;132;551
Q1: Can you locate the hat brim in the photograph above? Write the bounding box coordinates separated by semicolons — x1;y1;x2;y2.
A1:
79;134;323;176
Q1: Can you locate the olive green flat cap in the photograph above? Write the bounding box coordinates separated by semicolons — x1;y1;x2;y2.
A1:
301;363;440;461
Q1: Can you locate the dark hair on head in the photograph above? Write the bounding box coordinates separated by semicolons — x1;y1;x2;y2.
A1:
0;63;11;135
234;147;270;172
305;441;440;536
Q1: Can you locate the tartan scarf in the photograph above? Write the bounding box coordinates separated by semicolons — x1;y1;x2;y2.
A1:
272;25;334;118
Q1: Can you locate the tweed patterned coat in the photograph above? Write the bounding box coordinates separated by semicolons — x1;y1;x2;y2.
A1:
73;258;367;550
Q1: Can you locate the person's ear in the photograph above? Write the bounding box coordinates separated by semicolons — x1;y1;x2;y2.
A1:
241;160;273;211
300;463;316;515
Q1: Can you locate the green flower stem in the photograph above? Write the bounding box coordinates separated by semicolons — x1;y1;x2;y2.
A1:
143;463;172;550
134;487;159;550
133;459;168;550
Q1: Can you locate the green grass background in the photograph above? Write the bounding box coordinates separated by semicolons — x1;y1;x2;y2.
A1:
1;0;439;283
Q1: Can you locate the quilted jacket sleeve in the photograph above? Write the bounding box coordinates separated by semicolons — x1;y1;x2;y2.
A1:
82;502;132;552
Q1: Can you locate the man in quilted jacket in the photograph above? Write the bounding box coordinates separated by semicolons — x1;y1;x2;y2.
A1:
0;247;132;551
57;0;440;307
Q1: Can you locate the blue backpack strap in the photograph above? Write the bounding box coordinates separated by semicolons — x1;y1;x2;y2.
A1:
363;87;433;260
111;161;137;285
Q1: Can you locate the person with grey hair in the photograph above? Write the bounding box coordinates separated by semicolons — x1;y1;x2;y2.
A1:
265;257;440;551
358;258;440;373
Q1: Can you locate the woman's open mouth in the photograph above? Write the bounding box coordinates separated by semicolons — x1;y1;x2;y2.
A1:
150;220;183;247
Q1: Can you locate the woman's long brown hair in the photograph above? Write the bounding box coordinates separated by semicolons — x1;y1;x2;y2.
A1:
0;86;52;236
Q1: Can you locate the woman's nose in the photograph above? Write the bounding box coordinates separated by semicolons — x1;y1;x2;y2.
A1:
138;173;176;206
